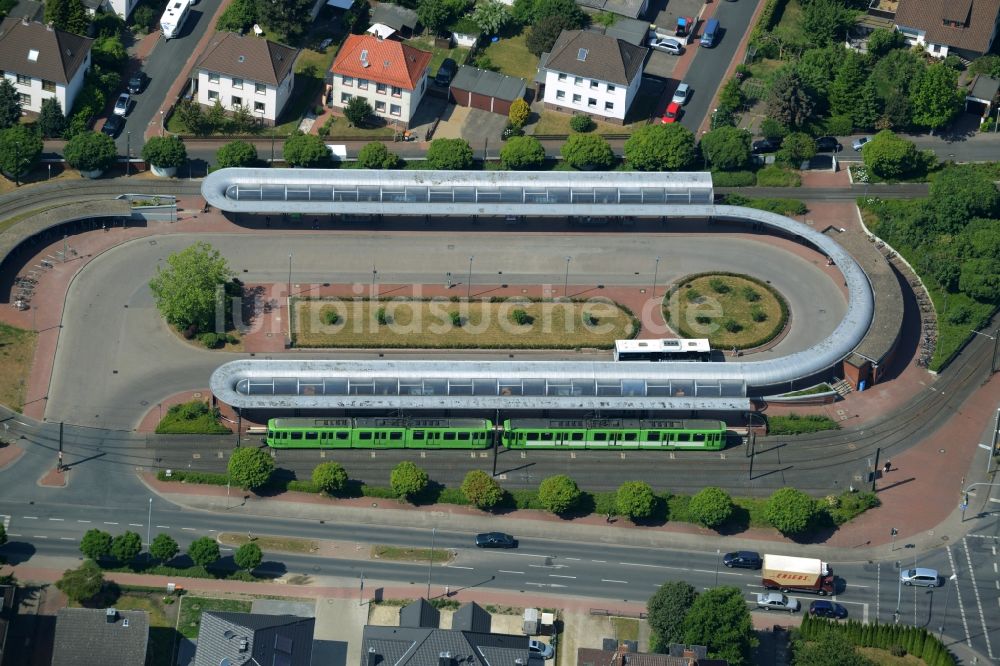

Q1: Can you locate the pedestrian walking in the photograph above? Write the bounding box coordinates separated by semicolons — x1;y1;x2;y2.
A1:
57;450;63;471
883;461;891;474
445;585;450;597
606;512;612;523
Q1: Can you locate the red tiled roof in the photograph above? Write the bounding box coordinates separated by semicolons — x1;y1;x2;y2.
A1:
895;0;1000;54
331;34;431;90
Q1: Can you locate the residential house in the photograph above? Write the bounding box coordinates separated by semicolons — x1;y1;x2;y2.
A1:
578;642;728;666
360;598;532;665
894;0;1000;59
50;608;149;666
328;34;431;129
193;32;300;126
967;74;999;120
575;0;648;20
0;585;15;664
192;611;316;666
368;2;419;39
539;29;648;124
0;17;93;115
102;0;140;20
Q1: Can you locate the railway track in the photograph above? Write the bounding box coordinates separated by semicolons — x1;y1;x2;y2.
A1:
0;180;200;222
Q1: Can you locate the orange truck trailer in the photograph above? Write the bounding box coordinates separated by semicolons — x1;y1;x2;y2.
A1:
762;554;835;596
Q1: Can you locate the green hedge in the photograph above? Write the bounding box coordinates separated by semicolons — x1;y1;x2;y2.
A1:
754;166;801;187
749;0;792;43
799;614;956;665
157;470;229;485
767;413;840;435
723;193;807;215
712;170;756;187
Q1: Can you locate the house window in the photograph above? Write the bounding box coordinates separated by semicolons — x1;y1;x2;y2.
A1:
588;97;596;108
16;74;30;86
208;72;219;83
231;96;243;107
42;79;56;92
342;75;353;87
590;80;598;89
572;93;581;103
376;82;387;94
18;93;30;106
390;104;401;116
341;92;352;103
556;90;565;100
558;73;567;81
604;101;614;111
607;84;615;93
358;78;368;90
254;101;265;112
255;82;266;94
375;100;386;112
574;76;583;86
391;86;402;97
232;78;243;89
208;90;219;100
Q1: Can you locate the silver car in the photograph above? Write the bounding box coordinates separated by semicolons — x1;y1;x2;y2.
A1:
648;37;683;55
900;568;939;587
852;136;872;151
756;592;800;612
672;82;690;106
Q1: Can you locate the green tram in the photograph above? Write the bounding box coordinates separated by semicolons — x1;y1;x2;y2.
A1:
265;416;728;451
266;417;494;449
503;418;727;450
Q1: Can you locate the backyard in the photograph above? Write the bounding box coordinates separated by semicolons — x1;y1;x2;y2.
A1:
479;30;539;81
408;34;472;80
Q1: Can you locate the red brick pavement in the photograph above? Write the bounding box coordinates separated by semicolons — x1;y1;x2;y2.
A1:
0;443;23;470
38;465;67;487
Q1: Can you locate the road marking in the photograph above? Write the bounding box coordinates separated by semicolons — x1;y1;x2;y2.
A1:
48;518;64;522
875;562;880;619
33;535;48;539
7;533;21;537
565;557;580;561
104;522;118;525
129;523;143;527
449;566;474;570
498;570;524;575
22;516;38;520
156;525;170;529
59;537;74;541
529;564;567;569
549;575;576;579
963;537;994;658
601;579;628;584
525;583;566;588
591;560;606;563
510;553;551;559
618;562;672;569
946;545;972;647
181;527;196;531
77;520;91;523
690;569;742;577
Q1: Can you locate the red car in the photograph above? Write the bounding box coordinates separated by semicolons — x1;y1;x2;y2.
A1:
661;102;682;123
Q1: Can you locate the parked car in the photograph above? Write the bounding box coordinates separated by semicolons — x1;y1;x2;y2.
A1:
672;82;690;106
852;136;872;151
900;568;939;587
127;71;148;94
475;532;517;548
815;136;841;152
700;18;720;47
113;92;131;116
723;551;762;569
809;600;848;619
751;138;781;154
648;37;684;55
101;114;125;138
435;58;457;86
528;640;554;659
756;592;800;612
661;101;682;124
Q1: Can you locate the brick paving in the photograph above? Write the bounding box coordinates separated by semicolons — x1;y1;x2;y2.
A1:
37;465;67;488
0;443;24;470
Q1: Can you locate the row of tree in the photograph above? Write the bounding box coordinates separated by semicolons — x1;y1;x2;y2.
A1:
796;612;956;665
78;528;261;572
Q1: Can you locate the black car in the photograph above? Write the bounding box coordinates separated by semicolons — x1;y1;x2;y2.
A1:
815;136;842;152
751;138;781;154
809;600;848;619
127;71;148;94
475;532;517;548
101;114;125;138
435;58;457;86
723;551;762;569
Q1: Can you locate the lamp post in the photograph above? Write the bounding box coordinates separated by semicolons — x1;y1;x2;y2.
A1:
890;527;898;551
651;256;661;297
714;549;721;587
159;110;164;137
372;266;377;298
146;497;152;547
466;256;474;300
14;141;21;187
126;131;131;177
894;560;902;623
288;253;293;294
938;573;958;640
426;527;436;598
969;328;999;374
563;256;571;297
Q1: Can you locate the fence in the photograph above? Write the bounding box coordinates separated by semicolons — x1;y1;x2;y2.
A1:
589;609;647;619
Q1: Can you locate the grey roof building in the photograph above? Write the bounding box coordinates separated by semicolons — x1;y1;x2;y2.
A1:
193;611;316;666
0;17;93;85
51;608;149;666
575;0;649;19
603;18;652;46
370;2;419;34
194;32;299;87
545;29;647;86
361;599;530;665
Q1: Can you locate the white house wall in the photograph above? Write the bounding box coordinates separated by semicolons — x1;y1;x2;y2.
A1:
196;69;294;123
2;51;90;114
329;72;428;126
541;67;641;122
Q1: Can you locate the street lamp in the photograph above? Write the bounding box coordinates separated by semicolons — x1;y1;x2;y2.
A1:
146;497;152;547
714;549;721;587
651;256;661;297
426;527;436;598
563;256;571;297
159;110;165;137
126;131;131;177
890;527;898;551
13;141;21;187
466;256;474;300
372;266;377;298
894;560;902;623
969;328;999;374
938;573;958;640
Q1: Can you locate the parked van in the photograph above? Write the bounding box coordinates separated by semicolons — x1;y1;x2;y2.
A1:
700;18;719;47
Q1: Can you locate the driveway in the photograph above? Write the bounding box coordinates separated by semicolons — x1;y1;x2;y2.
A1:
649;0;705;37
643;51;682;80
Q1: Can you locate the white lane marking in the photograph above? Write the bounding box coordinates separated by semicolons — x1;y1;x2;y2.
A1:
549;574;576;579
156;525;170;529
529;564;567;569
7;533;21;537
847;583;871;589
565;557;581;561
690;569;743;576
510;553;551;559
962;537;994;658
129;523;143;527
449;566;474;570
104;522;118;525
875;562;880;619
602;579;628;584
22;516;38;519
591;560;607;563
181;527;196;531
77;520;91;523
947;545;972;647
59;537;74;541
33;535;48;539
48;518;64;522
618;562;672;569
498;570;524;575
525;582;566;588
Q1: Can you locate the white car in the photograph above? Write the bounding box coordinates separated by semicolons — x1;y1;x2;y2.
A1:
756;592;800;612
528;639;554;659
672;82;690;106
648;37;683;55
852;136;871;151
113;92;131;117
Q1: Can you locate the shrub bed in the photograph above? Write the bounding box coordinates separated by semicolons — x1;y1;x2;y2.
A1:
711;170;756;187
155;401;231;434
767;413;840;435
754;166;801;187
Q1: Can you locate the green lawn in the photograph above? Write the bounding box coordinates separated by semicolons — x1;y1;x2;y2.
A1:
0;322;36;412
408;35;471;80
480;31;539;81
771;0;808;46
767;414;840;435
155;400;231;434
178;596;252;639
318;115;395;139
273;47;339;134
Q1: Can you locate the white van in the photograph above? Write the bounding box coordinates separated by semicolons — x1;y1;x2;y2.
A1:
160;0;191;40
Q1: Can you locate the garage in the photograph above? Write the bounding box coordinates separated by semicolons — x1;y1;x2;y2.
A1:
449;66;527;116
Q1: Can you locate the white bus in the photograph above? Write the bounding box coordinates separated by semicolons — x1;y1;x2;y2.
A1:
613;338;712;362
160;0;190;40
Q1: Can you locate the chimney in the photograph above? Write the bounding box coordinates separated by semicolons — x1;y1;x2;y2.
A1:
21;16;29;25
106;608;117;623
46;21;54;30
238;639;249;652
438;651;453;666
367;646;379;666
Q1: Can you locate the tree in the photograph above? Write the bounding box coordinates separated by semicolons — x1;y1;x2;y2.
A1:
312;461;349;494
141;135;187;168
344;96;373;127
64;131;117;173
228;447;274;490
802;0;856;46
910;63;963;130
44;0;89;35
561;133;615;170
132;4;157;31
500;135;545;169
257;0;314;39
647;581;697;651
526;14;577;56
861;130;924;179
682;587;758;665
508;98;530;129
56;561;104;603
615;481;656;520
79;528;113;561
417;0;457;32
0;522;6;546
766;68;815;129
538;474;582;514
533;0;583;24
216;140;257;168
38;98;67;138
234;542;262;571
216;0;258;32
760;118;788;141
149;533;179;562
764;487;819;536
92;36;128;72
0;79;21;130
624;124;696;171
930;165;1000;235
867;27;904;58
188;536;220;567
283;131;330;167
472;0;510;35
829;52;868;124
777;132;817;167
716;78;746;115
688;487;734;528
390;461;429;499
700;126;751;171
111;531;142;564
793;630;875;666
461;470;504;509
426;138;474;169
0;125;42;180
149;241;233;332
357;142;399;168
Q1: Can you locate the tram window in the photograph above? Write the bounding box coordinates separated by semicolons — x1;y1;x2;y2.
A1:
266;431;274;439
334;432;346;440
647;432;660;441
290;432;303;440
389;432;402;440
412;431;425;440
443;432;456;440
359;432;372;440
540;432;553;441
623;433;637;442
305;432;318;440
594;432;607;441
571;432;584;441
676;433;690;442
693;433;705;442
457;432;470;440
